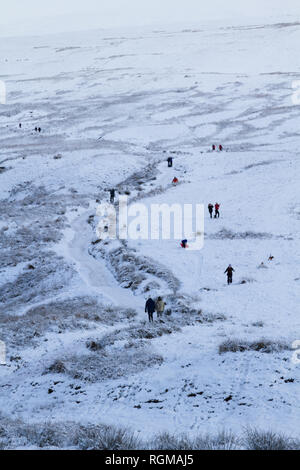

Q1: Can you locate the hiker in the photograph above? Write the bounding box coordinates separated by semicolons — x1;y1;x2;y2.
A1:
219;144;223;151
38;127;41;133
172;177;179;185
214;203;220;218
110;189;116;204
167;157;173;168
19;123;22;129
208;203;214;219
145;297;155;322
35;127;38;132
212;144;216;151
155;297;165;318
224;265;235;285
181;239;188;248
268;255;274;261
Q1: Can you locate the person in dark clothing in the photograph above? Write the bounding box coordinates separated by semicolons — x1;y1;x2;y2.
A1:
19;123;22;129
38;127;41;133
181;239;188;248
145;298;155;322
219;144;223;151
35;127;38;132
212;144;216;151
224;265;235;284
208;203;214;218
167;157;173;168
214;203;220;218
110;189;116;204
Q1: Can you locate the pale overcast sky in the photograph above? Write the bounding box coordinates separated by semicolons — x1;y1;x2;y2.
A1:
1;0;300;37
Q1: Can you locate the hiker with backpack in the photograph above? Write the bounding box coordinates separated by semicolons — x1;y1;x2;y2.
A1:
208;203;214;219
224;265;235;284
155;297;165;318
172;177;179;186
145;297;156;322
214;203;220;218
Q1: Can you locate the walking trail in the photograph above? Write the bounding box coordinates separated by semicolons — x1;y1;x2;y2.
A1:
58;206;145;316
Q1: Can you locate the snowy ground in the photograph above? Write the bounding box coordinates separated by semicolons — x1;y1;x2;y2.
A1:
0;19;300;447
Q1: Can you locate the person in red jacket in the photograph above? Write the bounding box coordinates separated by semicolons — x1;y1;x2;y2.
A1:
172;177;179;185
214;203;220;218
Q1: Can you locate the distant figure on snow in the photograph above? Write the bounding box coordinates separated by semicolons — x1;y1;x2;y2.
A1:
145;297;156;322
110;189;116;204
268;255;274;261
214;203;220;218
224;265;235;284
219;145;223;151
208;203;214;219
181;239;188;249
258;262;268;269
155;297;165;318
19;123;22;129
212;144;216;151
167;157;173;168
172;177;179;186
35;127;38;132
38;127;41;133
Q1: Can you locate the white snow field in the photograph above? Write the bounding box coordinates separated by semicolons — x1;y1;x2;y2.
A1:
0;19;300;448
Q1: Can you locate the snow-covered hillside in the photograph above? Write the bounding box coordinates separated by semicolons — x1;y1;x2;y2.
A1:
0;20;299;448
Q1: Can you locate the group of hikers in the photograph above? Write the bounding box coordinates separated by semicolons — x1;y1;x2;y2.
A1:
179;204;220;250
208;203;220;219
168;157;179;186
166;153;234;302
145;296;165;322
142;152;274;320
212;144;223;151
145;264;236;321
18;123;42;133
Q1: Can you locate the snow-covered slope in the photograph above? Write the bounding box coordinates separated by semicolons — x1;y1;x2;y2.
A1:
0;20;299;447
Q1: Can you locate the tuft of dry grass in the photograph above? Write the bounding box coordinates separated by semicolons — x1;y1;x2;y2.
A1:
219;338;291;354
1;415;298;450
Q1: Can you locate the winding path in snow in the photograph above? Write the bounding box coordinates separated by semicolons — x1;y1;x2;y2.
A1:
61;154;185;319
62;207;145;314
